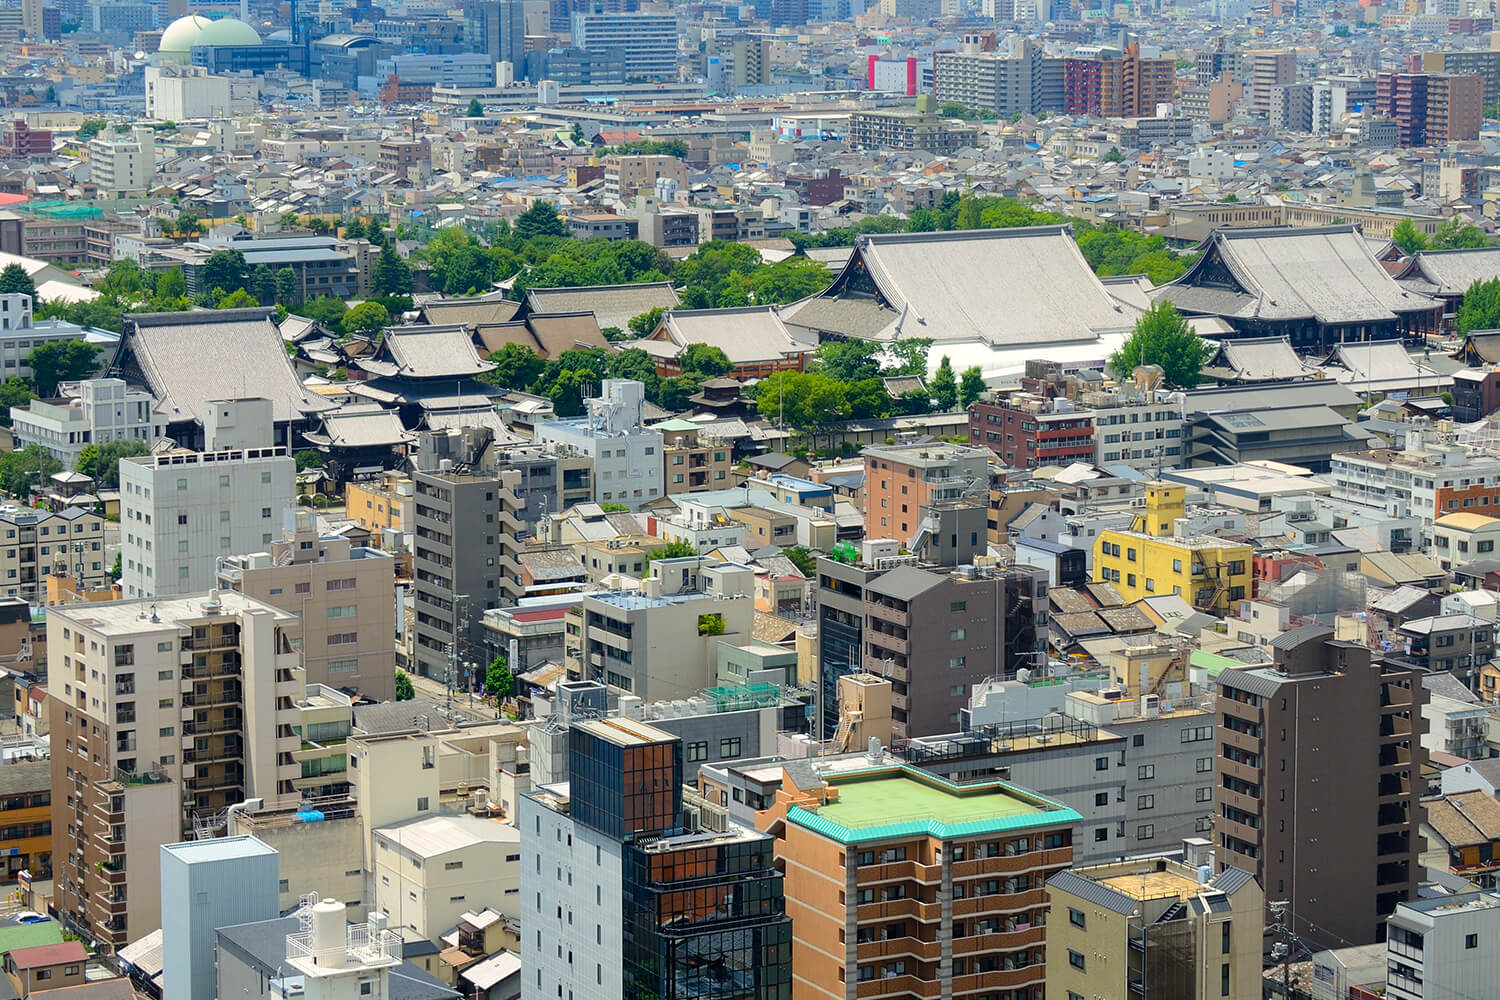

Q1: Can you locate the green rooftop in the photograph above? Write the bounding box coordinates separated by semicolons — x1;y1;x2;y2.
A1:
0;921;64;955
1190;649;1244;676
788;766;1081;844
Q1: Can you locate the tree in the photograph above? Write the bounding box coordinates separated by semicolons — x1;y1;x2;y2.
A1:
680;343;733;378
301;296;348;335
0;377;33;426
514;200;566;241
173;209;201;238
959;366;986;407
343;301;390;339
481;343;545;390
570;121;585;143
0;264;34;299
371;244;412;296
1391;219;1428;255
110;551;121;580
1458;277;1500;336
1221;193;1239;203
74;438;149;489
629;306;665;338
1433;217;1488;250
216;288;259;309
811;339;882;383
466;97;484;117
250;264;277;305
747;257;833;304
647;538;697;561
200;249;249;296
658;374;702;412
307;218;331;235
930;355;958;411
781;545;816;577
1102;147;1125;163
275;266;298;305
394;670;414;701
755;371;850;429
956;193;982;230
1108;301;1213;389
295;449;324;471
484;656;514;699
278;212;300;229
608;348;661;399
26;340;100;395
343;217;365;241
0;445;60;497
77;119;106;140
884;338;932;378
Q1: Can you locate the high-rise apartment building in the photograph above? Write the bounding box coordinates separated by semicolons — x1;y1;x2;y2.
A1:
1215;625;1426;948
520;717;792;1000
862;440;990;542
119;398;296;601
932;39;1064;116
570;9;677;81
1063;42;1174;118
1045;852;1264;1000
1375;72;1484;146
49;592;302;951
1422;49;1500;106
216;509;397;701
411;467;525;680
87;128;157;198
761;758;1079;1000
0;506;107;605
1241;49;1297;118
535;380;664;510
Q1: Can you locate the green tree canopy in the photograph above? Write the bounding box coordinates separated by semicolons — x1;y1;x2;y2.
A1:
74;438;149;489
0;264;34;299
0;445;60;497
754;371;851;429
1458;277;1500;336
0;377;33;426
931;355;958;411
395;671;414;701
275;267;298;305
1391;219;1428;255
647;538;697;560
484;656;514;699
201;249;249;296
480;343;546;390
216;288;259;309
343;301;390;339
372;244;413;296
26;340;100;396
295;449;325;471
1108;301;1212;389
1433;217;1488;250
629;306;665;338
514;201;566;241
680;343;732;378
466;97;484;117
301;296;348;336
959;366;987;407
810;339;882;383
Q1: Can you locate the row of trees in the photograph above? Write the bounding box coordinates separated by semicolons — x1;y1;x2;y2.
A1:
1392;217;1489;255
480;341;733;415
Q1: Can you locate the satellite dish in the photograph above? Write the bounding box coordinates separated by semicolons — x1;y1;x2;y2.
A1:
134;50;146;59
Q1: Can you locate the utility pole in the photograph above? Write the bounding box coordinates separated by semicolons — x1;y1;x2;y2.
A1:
1270;900;1293;999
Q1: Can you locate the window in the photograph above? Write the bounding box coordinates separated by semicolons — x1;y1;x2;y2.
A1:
328;605;357;619
1138;764;1155;780
416;796;429;811
1467;933;1479;949
1222;923;1231;955
1133;734;1145;747
686;741;707;762
1137;824;1154;840
1137;794;1154;810
949;627;965;640
1196;786;1213;802
1182;725;1213;742
1068;950;1085;971
1221;964;1230;997
1095;757;1109;771
950;601;966;612
1068;908;1086;929
1095;792;1108;806
1094;827;1108;842
720;737;742;757
1197;757;1213;773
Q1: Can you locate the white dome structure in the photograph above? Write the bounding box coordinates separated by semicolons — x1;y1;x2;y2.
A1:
158;15;260;62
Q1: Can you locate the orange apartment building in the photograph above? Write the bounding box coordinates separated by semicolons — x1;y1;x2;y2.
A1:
344;471;413;544
0;760;51;883
862;441;992;541
758;761;1081;1000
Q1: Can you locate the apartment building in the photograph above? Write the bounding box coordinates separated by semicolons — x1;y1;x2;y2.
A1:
372;814;520;947
566;560;755;699
1215;625;1426;948
967;391;1095;470
1241;48;1298;118
1093;482;1252;616
846;98;979;154
10;378;166;471
343;471;413;543
569;10;678;81
1387;891;1500;1000
762;759;1079;1000
534;380;664;510
601;154;690;202
1046;853;1263;1000
1330;435;1500;525
49;592;302;951
87;128;156;197
1376;71;1484;146
216;509;397;701
118;398;297;601
660;421;732;495
1063;42;1174;118
0;506;107;604
0;759;50;883
411;467;525;680
932;39;1064;116
1422;48;1500;104
863;440;990;541
521;717;791;1000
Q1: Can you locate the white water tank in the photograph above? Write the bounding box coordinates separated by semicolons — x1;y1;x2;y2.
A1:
310;899;347;969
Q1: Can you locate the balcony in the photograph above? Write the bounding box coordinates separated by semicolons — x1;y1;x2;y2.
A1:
855;897;943;925
952;925;1046;956
953;887;1047;917
855;974;927;999
854;937;942;963
855;859;940;886
866;602;909;627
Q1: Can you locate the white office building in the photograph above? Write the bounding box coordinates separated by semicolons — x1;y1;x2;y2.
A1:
88;127;157;197
11;378;166;468
570;11;677;80
0;294;98;382
119;398;296;599
1387;891;1500;1000
534;380;663;510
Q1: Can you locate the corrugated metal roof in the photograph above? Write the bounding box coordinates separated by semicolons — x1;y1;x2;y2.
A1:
1045;869;1137;914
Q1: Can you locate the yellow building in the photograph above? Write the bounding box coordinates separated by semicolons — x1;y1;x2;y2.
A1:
344;471;412;543
1045;854;1263;1000
0;760;51;883
1092;482;1252;615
